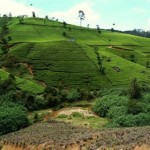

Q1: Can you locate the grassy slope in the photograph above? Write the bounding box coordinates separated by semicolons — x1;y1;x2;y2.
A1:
0;69;44;94
1;17;150;89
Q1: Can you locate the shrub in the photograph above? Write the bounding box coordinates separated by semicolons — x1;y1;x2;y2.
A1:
2;55;20;68
60;89;68;100
99;87;128;97
0;101;29;135
24;93;35;110
113;115;136;127
94;88;150;127
113;113;150;127
66;89;81;102
34;95;47;109
46;95;61;107
57;114;68;118
33;113;41;123
44;86;59;96
63;31;67;36
127;99;143;115
142;93;150;103
93;94;128;117
129;78;141;99
71;112;83;118
107;106;127;119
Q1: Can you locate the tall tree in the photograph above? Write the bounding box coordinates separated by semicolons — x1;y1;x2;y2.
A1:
129;78;141;99
8;12;12;20
111;23;115;32
32;11;36;18
78;10;85;26
44;15;48;24
63;21;67;28
96;25;101;34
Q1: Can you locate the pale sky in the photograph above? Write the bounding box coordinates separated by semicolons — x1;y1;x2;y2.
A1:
0;0;150;31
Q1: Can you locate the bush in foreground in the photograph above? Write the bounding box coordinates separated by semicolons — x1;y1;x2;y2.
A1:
93;87;150;127
0;101;29;135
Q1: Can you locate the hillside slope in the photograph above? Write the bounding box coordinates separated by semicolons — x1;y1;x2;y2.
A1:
1;17;150;89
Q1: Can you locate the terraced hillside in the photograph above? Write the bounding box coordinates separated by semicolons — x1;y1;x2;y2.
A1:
1;17;150;90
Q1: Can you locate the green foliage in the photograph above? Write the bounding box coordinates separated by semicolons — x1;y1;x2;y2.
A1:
63;31;67;36
93;94;128;117
146;60;150;68
127;99;143;115
107;106;127;119
71;112;83;118
33;112;41;123
0;73;16;95
57;114;68;118
66;89;81;102
94;88;150;127
0;100;29;135
95;51;105;74
129;78;141;99
4;18;150;88
0;15;10;55
114;113;150;127
63;21;67;28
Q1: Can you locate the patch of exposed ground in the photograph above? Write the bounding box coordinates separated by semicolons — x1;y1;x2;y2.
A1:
52;107;96;118
43;107;107;129
108;46;134;51
21;63;33;76
0;122;150;150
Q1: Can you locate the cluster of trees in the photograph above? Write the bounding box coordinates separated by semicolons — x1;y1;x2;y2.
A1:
93;79;150;127
0;72;98;135
22;86;97;111
0;100;29;135
124;29;150;38
0;15;12;54
0;75;29;135
95;50;105;74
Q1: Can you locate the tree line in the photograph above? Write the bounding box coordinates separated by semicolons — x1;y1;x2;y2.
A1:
124;29;150;38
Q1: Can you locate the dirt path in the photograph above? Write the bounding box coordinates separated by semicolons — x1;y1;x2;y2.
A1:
20;63;33;76
108;45;134;51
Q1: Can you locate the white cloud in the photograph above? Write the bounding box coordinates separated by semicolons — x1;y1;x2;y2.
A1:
0;0;41;17
48;2;101;28
0;0;101;28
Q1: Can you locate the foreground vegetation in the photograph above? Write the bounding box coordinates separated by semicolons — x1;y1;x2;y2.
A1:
0;121;150;149
93;80;150;127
